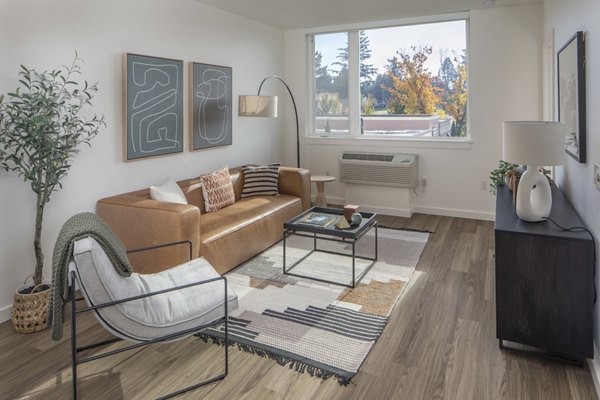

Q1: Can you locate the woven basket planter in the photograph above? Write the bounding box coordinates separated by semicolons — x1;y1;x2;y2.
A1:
12;276;51;334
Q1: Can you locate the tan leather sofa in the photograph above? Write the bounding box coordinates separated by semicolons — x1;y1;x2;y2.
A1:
96;166;311;275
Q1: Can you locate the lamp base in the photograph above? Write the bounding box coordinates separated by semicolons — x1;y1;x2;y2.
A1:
515;165;552;222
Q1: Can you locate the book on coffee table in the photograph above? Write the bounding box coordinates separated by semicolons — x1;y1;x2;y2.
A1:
297;211;338;227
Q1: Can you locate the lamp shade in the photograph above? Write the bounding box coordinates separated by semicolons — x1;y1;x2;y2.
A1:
503;121;565;166
238;95;277;117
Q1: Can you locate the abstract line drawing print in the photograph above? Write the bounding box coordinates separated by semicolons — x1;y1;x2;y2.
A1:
196;69;229;145
125;54;183;160
191;63;232;150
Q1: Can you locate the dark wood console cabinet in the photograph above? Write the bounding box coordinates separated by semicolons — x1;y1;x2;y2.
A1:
495;184;594;359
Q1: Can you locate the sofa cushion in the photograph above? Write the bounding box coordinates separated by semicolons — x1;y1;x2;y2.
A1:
73;237;238;341
201;194;300;243
150;177;188;205
201;166;236;212
200;194;303;274
241;163;280;198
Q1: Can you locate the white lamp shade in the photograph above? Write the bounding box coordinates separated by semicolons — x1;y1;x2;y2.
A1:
503;121;565;166
238;95;277;117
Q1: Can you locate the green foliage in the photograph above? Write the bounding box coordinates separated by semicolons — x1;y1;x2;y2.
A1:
386;97;405;115
443;53;468;137
358;45;468;136
0;54;105;285
489;160;517;195
314;51;332;93
317;95;340;115
438;57;459;90
361;95;376;115
358;32;377;93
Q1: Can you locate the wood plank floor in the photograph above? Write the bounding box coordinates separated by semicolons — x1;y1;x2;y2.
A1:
0;214;597;399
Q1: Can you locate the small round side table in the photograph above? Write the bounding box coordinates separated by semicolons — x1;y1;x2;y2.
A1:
311;175;335;207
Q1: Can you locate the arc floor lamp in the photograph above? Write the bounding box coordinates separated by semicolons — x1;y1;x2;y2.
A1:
238;76;300;168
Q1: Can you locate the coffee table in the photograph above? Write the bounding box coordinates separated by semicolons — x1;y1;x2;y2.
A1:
283;207;378;288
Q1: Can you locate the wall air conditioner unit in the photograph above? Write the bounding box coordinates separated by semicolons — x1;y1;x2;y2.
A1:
339;152;418;188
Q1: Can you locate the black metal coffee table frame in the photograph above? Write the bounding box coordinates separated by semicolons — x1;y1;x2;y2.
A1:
283;207;378;288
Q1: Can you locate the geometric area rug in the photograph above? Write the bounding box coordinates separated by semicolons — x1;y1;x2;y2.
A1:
198;227;429;385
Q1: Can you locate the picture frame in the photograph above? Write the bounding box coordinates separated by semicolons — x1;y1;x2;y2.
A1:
557;31;586;163
123;53;184;161
189;62;232;150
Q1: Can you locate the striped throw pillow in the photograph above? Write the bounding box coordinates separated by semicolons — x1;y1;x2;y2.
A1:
241;163;280;198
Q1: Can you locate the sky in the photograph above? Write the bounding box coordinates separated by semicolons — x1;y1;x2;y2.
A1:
316;20;467;76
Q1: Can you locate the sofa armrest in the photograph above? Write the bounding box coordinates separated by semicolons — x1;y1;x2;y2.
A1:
96;195;201;274
278;167;311;211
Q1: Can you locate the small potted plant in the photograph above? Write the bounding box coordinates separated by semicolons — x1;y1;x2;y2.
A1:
489;160;518;195
0;54;104;333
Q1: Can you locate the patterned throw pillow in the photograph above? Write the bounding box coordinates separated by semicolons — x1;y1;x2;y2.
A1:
241;163;280;198
201;166;235;212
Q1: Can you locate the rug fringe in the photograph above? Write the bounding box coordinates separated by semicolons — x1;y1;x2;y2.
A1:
197;333;352;386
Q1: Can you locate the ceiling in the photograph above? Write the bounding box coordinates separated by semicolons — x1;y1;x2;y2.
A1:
195;0;541;29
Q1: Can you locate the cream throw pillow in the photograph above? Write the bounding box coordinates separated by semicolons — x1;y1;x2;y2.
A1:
150;177;188;205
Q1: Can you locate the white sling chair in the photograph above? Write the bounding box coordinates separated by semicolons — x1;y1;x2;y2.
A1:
68;236;238;400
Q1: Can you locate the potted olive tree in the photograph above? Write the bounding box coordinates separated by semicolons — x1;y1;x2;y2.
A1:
0;54;104;333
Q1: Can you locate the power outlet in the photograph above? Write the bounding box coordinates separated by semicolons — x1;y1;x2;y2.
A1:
594;164;600;191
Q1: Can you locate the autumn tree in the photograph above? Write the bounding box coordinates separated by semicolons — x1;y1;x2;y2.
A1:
384;46;441;115
444;54;468;136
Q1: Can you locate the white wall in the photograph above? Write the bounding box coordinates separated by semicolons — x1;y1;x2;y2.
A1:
0;0;284;322
284;3;543;220
544;0;600;390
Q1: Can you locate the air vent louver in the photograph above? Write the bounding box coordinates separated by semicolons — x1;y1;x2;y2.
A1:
339;152;418;188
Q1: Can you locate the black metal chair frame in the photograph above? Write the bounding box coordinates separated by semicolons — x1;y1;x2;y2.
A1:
69;240;229;399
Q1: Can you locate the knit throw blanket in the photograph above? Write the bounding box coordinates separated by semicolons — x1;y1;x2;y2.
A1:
48;212;132;341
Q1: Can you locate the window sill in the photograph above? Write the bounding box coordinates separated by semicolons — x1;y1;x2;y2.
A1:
304;135;473;150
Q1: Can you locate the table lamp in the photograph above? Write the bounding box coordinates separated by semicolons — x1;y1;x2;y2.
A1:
502;121;565;222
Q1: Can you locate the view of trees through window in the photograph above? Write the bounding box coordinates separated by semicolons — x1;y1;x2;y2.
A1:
313;19;468;138
314;32;349;134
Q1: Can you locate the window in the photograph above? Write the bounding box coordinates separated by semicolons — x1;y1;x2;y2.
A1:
311;18;468;138
314;32;349;134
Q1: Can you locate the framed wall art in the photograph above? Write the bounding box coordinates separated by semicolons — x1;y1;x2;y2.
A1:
557;31;586;163
190;62;232;150
124;53;184;161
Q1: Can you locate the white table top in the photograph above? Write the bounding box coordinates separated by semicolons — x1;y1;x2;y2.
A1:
311;175;336;183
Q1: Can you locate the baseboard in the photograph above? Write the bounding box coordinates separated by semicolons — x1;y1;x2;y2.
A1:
588;344;600;398
0;304;12;324
312;195;495;221
313;195;345;206
411;206;494;221
314;196;412;217
356;205;412;218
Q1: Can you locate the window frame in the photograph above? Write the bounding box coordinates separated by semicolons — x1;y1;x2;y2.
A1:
307;12;471;142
